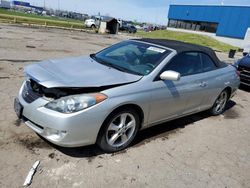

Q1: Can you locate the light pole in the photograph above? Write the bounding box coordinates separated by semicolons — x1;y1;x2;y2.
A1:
58;0;60;10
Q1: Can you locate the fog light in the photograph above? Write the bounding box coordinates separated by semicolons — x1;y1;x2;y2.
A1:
44;127;67;141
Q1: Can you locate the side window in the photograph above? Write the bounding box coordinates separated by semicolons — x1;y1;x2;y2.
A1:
164;52;202;76
201;53;217;72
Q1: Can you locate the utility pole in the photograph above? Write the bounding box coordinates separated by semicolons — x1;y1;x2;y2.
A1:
43;0;45;9
58;0;60;10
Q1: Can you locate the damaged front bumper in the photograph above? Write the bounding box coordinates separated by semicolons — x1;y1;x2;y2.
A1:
16;81;109;147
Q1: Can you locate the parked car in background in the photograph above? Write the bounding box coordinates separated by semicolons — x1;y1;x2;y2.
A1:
135;25;143;30
117;19;123;28
234;53;250;87
143;25;154;32
84;15;103;28
14;39;240;152
84;18;97;28
120;25;137;33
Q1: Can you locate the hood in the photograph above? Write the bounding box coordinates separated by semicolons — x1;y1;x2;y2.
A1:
238;55;250;68
25;56;142;88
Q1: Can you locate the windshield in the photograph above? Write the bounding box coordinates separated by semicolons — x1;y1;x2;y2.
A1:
92;41;171;76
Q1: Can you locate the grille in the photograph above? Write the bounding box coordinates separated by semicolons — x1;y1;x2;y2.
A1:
22;81;41;103
238;65;250;86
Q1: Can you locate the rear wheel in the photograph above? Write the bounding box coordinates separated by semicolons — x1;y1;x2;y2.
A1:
210;90;229;115
97;109;140;152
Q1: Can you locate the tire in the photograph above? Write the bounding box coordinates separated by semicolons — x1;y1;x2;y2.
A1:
91;24;96;29
209;90;229;115
97;109;140;153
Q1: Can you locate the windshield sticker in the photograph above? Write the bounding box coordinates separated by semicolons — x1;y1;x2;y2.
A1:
147;46;166;53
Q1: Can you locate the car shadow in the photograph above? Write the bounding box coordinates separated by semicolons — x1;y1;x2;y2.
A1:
133;100;236;147
224;100;236;111
50;100;236;158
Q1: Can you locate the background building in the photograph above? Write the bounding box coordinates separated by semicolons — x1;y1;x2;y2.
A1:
11;1;44;12
168;5;250;39
0;0;11;9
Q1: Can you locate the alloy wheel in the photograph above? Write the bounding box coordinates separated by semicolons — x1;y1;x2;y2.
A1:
214;91;228;113
105;113;136;148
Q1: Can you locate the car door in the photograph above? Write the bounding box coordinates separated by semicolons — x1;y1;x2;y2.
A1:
198;52;224;108
148;52;206;124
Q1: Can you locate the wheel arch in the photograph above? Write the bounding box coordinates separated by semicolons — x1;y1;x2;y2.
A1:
96;103;144;142
209;86;232;116
224;86;232;99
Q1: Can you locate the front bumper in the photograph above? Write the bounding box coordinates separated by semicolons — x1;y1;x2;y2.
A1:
17;82;109;147
238;65;250;86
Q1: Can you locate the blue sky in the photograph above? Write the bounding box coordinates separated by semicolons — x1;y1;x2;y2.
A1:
25;0;250;24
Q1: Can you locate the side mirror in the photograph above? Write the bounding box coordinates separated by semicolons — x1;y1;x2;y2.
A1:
160;70;180;81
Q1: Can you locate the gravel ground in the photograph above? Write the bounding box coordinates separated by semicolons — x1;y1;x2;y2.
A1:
0;24;249;188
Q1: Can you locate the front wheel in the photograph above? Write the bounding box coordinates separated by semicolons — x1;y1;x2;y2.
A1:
97;109;140;153
209;90;229;115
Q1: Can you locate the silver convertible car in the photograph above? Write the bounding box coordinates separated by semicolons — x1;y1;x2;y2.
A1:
14;39;240;152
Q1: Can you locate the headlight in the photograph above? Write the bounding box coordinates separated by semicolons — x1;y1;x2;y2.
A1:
44;93;107;113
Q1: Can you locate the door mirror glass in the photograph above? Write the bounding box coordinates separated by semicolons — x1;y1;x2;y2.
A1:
160;70;180;81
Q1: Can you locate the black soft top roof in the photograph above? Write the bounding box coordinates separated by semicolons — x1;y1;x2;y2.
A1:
133;38;226;67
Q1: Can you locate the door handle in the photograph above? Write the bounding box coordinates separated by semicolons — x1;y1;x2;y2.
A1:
199;81;207;87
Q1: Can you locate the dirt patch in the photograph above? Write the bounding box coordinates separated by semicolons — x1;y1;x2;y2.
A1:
26;45;36;49
87;41;109;47
223;108;241;119
96;165;103;168
237;104;245;109
87;157;94;163
0;76;10;79
133;128;177;148
23;37;34;40
14;119;22;127
6;30;14;33
0;59;40;63
14;135;52;154
0;140;4;147
48;152;55;159
110;149;127;156
71;37;85;41
40;49;72;53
